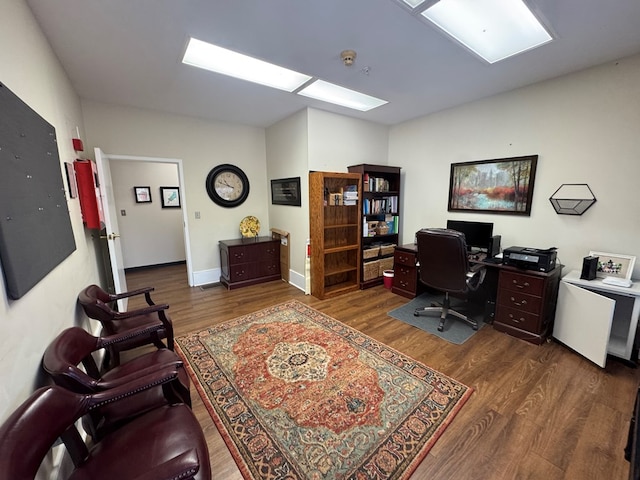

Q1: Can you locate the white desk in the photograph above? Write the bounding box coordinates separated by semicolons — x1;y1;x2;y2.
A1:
553;269;640;367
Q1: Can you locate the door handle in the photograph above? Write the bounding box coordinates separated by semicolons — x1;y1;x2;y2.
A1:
100;233;121;240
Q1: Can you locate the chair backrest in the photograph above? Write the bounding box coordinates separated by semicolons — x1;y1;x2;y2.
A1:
78;284;118;324
416;228;471;294
0;386;86;479
42;327;102;393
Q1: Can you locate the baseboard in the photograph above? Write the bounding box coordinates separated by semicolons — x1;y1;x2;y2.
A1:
192;268;306;291
289;270;306;293
192;268;222;287
124;260;186;273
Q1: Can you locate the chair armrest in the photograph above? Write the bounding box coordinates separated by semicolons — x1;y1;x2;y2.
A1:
129;450;201;480
110;286;156;306
111;303;169;321
466;265;486;291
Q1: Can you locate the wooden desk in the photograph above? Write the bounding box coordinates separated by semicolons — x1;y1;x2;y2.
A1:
391;244;562;344
219;237;280;290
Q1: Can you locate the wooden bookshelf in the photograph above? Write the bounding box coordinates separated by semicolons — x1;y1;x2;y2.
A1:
309;171;362;299
348;164;401;289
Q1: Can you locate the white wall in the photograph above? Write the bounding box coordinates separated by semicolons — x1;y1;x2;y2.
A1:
0;0;102;422
390;53;640;278
110;161;185;268
82;101;267;284
265;108;390;289
266;109;309;289
307;109;389;172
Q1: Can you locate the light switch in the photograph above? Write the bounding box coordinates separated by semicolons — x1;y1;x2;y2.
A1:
120;209;126;216
195;211;201;219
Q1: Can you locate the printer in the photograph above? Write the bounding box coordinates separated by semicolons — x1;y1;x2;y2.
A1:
502;246;557;272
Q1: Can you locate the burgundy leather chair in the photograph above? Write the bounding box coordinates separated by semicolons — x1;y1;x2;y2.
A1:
42;326;191;440
78;284;174;366
0;379;210;479
413;228;486;331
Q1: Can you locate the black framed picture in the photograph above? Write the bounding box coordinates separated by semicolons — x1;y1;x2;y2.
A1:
134;186;152;203
271;177;301;206
160;186;181;208
448;155;538;216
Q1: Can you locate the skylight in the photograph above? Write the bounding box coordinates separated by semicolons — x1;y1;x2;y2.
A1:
401;0;553;63
182;37;388;111
182;37;312;92
297;80;388;112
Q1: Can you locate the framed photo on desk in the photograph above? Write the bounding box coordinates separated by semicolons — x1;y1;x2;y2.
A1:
589;251;636;280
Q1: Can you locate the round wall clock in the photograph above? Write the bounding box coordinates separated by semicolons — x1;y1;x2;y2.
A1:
205;164;250;207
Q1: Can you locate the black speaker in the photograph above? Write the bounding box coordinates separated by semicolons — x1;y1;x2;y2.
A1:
488;235;501;258
581;256;598;280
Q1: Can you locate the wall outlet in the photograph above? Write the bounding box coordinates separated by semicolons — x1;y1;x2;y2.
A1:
120;209;126;216
195;211;201;219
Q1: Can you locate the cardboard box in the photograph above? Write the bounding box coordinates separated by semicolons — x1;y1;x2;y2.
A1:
270;228;290;283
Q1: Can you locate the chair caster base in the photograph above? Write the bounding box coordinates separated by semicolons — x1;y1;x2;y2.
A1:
437;326;444;332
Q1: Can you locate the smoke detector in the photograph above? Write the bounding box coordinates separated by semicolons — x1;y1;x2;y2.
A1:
341;50;357;66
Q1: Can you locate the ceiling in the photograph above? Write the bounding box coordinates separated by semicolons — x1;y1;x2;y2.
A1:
25;0;640;128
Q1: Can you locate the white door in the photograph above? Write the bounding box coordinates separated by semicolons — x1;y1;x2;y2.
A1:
95;147;128;311
553;281;615;367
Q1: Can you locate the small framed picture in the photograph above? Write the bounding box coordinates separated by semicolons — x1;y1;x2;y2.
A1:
134;186;152;203
589;251;636;280
160;186;181;208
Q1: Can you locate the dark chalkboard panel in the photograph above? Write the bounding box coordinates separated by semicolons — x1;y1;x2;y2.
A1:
0;82;76;299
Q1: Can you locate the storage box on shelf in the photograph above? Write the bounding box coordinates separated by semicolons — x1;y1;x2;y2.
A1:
363;260;380;282
378;256;394;277
348;164;402;289
309;172;362;299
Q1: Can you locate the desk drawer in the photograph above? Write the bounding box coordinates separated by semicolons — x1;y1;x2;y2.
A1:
497;289;542;314
394;250;416;267
495;305;540;332
394;264;417;292
499;271;545;296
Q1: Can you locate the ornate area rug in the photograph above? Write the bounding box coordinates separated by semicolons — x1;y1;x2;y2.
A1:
176;300;472;480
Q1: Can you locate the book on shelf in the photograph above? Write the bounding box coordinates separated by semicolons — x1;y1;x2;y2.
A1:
362;196;397;215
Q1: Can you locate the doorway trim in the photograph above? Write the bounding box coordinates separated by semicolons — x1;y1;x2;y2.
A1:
107;153;194;286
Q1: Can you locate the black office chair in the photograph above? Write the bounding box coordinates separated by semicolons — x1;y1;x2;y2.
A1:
413;228;486;331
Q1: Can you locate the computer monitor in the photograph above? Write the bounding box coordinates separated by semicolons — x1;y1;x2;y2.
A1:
446;220;494;252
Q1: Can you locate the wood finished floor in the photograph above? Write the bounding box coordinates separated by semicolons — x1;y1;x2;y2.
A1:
125;264;640;480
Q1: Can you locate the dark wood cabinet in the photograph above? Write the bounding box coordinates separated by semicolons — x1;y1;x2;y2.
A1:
219;237;280;290
493;266;562;344
392;244;420;299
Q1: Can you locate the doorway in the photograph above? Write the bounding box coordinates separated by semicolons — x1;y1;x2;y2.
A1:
104;153;194;286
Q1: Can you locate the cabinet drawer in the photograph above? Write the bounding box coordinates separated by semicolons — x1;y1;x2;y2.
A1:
394;264;417;291
495;305;540;332
227;246;251;265
497;289;542;314
229;263;255;282
499;271;544;296
394;250;416;267
259;243;280;260
256;260;280;277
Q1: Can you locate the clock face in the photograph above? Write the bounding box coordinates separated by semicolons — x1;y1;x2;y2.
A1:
206;164;250;207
